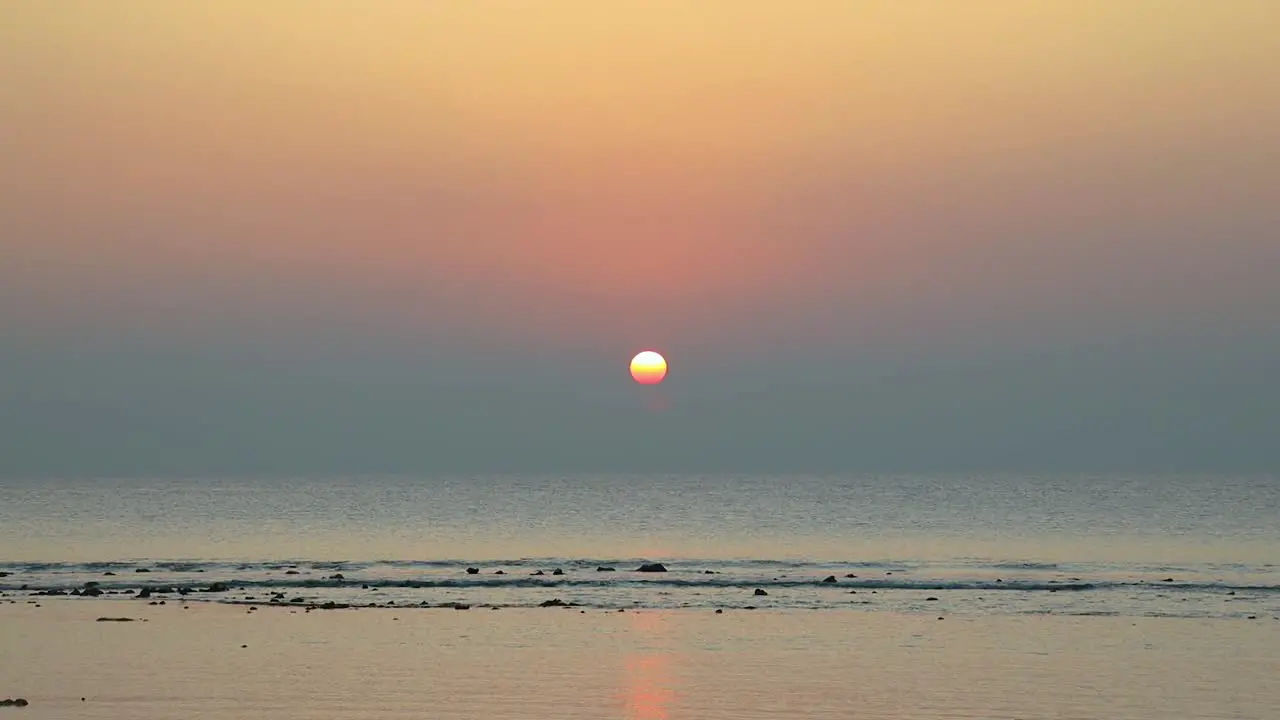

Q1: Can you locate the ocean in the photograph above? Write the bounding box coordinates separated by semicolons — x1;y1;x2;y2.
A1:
2;474;1277;620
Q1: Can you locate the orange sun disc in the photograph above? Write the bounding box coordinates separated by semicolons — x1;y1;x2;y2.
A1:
630;351;668;385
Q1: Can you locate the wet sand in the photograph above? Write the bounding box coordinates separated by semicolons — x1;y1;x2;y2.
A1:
1;600;1277;719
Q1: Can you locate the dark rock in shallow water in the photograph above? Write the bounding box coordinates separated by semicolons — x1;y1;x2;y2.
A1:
134;568;150;573
925;597;939;601
822;576;837;583
753;589;768;596
494;570;505;575
96;617;136;622
845;574;857;578
0;572;9;577
636;563;667;573
204;583;231;593
596;566;616;572
466;568;480;575
552;569;564;576
284;570;300;575
84;581;100;588
532;570;545;576
329;574;345;580
539;598;568;607
81;587;104;597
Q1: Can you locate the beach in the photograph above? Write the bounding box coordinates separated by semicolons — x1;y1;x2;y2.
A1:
2;599;1277;719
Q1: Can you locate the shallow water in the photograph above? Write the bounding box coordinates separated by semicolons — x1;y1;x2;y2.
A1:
3;603;1279;720
2;474;1277;619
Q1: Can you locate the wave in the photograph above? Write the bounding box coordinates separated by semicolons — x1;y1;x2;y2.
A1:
5;574;1280;594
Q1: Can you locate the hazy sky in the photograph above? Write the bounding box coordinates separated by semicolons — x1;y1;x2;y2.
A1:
2;1;1277;475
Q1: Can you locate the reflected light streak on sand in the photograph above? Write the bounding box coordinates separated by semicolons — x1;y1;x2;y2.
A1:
622;611;679;719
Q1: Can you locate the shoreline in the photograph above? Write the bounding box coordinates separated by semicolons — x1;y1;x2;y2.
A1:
3;600;1278;719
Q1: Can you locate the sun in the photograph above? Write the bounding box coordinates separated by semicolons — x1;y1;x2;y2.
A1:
630;351;668;385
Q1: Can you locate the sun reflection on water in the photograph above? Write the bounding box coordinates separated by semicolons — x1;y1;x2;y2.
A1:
621;612;679;720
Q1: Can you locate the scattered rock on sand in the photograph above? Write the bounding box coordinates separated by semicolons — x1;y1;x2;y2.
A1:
845;574;857;578
134;568;150;573
204;583;231;593
532;570;545;576
636;563;667;573
539;598;568;607
822;576;837;583
1;698;30;707
329;573;345;580
926;597;939;601
715;609;723;614
552;569;564;576
96;617;136;622
596;566;616;572
466;568;480;575
754;589;768;596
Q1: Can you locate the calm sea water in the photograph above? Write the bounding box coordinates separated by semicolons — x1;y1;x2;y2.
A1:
2;474;1277;619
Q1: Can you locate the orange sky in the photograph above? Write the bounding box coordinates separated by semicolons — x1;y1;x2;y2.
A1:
3;1;1277;353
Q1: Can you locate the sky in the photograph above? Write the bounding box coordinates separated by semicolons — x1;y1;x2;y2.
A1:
2;1;1277;476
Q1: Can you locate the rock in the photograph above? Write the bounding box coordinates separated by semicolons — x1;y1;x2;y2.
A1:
96;617;136;622
290;597;304;603
285;570;300;575
0;700;12;707
318;601;350;610
754;589;768;596
466;568;480;575
103;572;115;576
0;572;9;577
1162;578;1174;582
494;570;505;575
204;583;231;593
704;570;716;574
822;576;837;583
451;603;471;610
329;574;345;580
925;596;939;601
845;574;857;578
596;566;616;572
539;598;568;607
552;569;564;576
715;608;723;614
532;570;545;576
135;568;150;573
82;587;104;597
636;563;667;573
84;581;100;588
744;605;757;610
